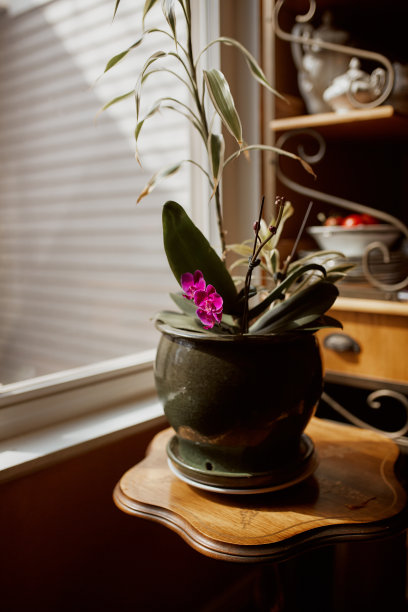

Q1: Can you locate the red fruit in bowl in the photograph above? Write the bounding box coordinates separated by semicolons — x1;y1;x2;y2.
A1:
341;214;363;227
323;216;343;226
359;213;379;225
341;213;380;227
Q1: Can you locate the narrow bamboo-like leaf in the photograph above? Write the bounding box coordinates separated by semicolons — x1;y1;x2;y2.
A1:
135;96;203;162
250;281;338;334
137;163;183;202
137;159;211;201
162;0;177;42
208;133;225;194
200;37;284;99
248;263;326;321
103;35;145;73
113;0;121;19
224;144;316;178
143;0;160;26
162;201;239;314
203;69;243;145
135;51;167;118
99;90;135;114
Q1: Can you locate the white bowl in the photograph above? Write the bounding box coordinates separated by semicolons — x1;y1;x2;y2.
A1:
307;224;401;258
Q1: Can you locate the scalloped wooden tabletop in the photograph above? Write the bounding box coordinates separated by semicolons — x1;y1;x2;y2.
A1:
113;418;408;563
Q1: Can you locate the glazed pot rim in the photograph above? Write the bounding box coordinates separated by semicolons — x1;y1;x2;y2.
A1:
155;321;314;343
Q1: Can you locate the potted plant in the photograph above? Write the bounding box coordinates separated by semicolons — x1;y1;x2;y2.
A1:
102;1;351;493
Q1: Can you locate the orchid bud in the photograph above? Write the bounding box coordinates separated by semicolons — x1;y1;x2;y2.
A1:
253;221;259;233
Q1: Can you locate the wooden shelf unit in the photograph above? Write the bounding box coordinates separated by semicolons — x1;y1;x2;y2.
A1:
264;0;408;388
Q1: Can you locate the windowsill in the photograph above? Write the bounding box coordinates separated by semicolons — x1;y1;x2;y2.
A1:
0;394;166;483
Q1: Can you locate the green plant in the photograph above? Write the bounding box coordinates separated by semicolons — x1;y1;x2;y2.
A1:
102;1;351;336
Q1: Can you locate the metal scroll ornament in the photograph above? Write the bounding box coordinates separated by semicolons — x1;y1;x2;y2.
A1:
275;129;408;293
321;390;408;440
274;0;395;112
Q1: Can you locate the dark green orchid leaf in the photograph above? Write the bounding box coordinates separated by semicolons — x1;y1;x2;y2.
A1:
272;313;343;334
162;201;239;314
236;285;257;303
250;281;339;334
155;310;208;333
324;272;348;283
248;263;326;321
170;292;198;316
203;69;243;145
155;310;235;335
295;314;343;332
169;293;239;333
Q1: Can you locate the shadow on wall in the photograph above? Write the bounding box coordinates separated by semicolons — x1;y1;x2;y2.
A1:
0;0;188;384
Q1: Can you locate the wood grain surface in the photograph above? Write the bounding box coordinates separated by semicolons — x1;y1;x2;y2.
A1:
113;418;408;562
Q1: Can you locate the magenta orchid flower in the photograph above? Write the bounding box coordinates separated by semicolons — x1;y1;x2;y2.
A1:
194;284;223;329
180;270;223;329
181;270;206;300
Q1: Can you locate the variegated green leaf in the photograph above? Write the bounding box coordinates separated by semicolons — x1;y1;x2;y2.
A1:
162;0;177;42
227;242;253;258
203;69;243;145
208;133;225;193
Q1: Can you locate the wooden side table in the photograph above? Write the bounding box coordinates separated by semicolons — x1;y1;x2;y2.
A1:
113;417;407;564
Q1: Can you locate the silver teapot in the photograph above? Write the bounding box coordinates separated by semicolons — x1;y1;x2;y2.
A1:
291;11;350;114
323;58;386;112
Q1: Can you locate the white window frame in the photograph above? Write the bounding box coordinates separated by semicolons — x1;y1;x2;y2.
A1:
0;0;263;481
0;0;222;478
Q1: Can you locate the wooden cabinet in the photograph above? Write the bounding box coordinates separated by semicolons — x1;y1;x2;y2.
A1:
317;298;408;386
264;0;408;390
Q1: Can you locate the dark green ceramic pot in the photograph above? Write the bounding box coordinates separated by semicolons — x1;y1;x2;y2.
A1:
154;323;323;476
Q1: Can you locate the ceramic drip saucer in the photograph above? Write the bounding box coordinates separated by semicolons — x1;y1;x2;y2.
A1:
166;434;318;495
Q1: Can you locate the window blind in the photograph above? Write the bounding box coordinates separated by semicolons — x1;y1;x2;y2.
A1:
0;0;191;384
